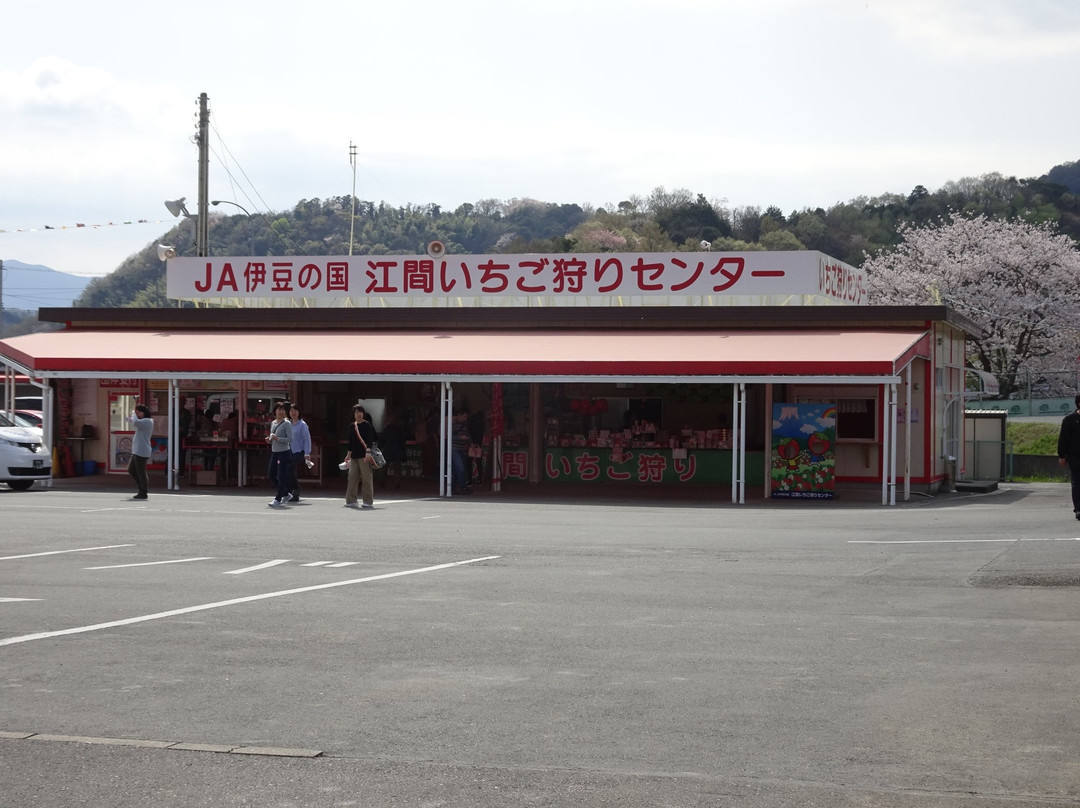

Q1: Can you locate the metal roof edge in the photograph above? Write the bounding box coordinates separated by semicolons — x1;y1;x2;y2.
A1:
39;305;980;335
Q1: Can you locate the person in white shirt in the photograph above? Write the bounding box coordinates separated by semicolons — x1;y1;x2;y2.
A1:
128;403;154;500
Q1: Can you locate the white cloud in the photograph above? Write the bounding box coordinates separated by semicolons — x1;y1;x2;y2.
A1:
871;0;1080;59
0;59;192;227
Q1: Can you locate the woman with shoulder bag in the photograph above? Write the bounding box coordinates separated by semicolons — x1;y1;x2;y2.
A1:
343;404;376;509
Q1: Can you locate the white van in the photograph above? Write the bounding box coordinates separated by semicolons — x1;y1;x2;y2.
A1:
0;411;51;490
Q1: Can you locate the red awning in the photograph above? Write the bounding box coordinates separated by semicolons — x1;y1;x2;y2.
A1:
0;329;929;380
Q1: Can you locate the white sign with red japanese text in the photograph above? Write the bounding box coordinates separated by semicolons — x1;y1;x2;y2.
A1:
165;251;867;305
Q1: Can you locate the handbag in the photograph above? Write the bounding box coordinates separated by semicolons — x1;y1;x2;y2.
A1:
354;423;387;469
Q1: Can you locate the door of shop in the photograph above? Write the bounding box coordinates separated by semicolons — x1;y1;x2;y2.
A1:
106;392;139;473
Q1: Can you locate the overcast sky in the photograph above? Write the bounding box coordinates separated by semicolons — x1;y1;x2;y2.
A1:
3;0;1079;278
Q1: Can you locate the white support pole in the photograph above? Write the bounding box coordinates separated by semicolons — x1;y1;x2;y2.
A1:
447;382;454;496
167;380;175;491
730;382;739;504
439;382;447;497
172;379;182;491
440;381;454;497
888;383;898;506
737;382;747;504
41;380;53;487
904;364;912;502
881;384;891;505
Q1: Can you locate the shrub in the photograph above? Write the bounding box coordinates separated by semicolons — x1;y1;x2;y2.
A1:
1007;422;1059;455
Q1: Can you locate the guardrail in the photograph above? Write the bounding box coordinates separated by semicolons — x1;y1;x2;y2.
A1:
967;398;1073;417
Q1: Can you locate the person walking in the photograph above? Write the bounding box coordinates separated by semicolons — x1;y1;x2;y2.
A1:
287;403;313;502
128;402;154;500
451;411;471;495
199;407;220;473
466;408;486;486
178;405;192;474
1057;393;1080;520
343;404;376;509
266;401;294;507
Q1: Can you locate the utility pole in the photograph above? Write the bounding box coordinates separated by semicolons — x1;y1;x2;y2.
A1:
0;259;4;339
196;92;210;257
348;141;357;256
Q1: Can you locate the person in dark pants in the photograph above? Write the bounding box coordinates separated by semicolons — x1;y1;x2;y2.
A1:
128;403;154;500
1057;393;1080;520
266;401;294;507
467;409;486;486
178;406;192;473
287;403;312;502
344;404;376;509
450;412;471;495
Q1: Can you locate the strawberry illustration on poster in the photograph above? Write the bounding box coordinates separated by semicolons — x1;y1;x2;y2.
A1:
771;403;836;499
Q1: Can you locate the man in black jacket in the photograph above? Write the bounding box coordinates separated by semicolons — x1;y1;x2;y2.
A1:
1056;394;1080;520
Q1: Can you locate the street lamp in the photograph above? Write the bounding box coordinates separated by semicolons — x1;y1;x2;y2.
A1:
211;200;254;254
211;199;250;216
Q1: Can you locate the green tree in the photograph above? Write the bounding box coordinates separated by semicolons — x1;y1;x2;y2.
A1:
654;194;731;244
759;230;805;251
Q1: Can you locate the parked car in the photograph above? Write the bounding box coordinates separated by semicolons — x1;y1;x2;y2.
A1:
0;411;43;437
13;396;44;411
12;409;42;429
0;412;51;490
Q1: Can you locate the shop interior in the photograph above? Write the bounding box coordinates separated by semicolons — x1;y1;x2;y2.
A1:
76;378;772;491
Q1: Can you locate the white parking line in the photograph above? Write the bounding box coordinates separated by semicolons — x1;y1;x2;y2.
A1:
0;555;501;647
849;538;1080;544
0;598;42;602
86;557;215;570
327;562;360;568
81;507;148;513
0;545;134;561
849;539;1017;544
224;560;290;575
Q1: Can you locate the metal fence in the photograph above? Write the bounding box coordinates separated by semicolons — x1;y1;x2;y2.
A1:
1009;452;1069;482
962;441;1073;482
963;439;1012;481
966;397;1074;418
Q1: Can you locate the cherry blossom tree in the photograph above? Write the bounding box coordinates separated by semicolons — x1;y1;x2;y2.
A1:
863;212;1080;397
576;227;629;252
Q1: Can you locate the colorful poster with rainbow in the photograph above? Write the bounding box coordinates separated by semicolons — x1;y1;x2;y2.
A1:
771;403;836;499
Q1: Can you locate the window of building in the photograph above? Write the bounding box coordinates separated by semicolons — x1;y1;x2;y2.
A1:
796;390;879;442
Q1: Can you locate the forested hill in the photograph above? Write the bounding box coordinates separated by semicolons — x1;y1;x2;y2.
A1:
76;161;1080;308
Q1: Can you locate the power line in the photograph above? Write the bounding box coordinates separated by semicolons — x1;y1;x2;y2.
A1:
206;114;300;254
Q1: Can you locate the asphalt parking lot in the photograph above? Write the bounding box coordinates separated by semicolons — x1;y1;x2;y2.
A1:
1;480;1079;807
